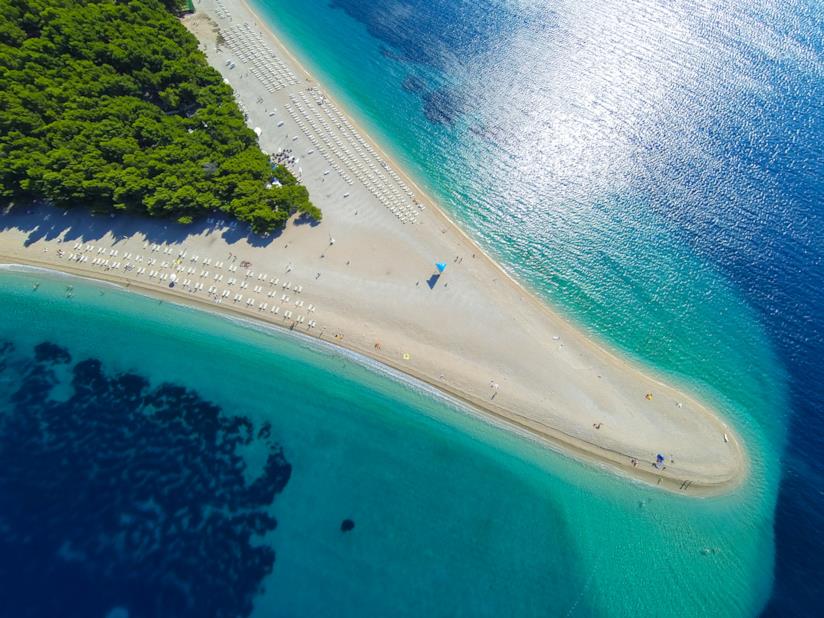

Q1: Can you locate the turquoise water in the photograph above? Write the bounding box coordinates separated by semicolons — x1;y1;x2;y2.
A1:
2;0;820;613
0;269;778;616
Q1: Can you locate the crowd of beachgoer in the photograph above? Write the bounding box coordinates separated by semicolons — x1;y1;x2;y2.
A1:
271;150;298;168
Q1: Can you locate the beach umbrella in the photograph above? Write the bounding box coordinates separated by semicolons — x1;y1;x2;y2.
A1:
169;273;177;283
656;453;665;463
435;262;447;273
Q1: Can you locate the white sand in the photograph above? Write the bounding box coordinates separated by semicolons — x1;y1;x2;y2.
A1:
0;1;746;495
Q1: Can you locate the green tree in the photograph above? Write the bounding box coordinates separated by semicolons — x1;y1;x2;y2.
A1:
0;0;319;233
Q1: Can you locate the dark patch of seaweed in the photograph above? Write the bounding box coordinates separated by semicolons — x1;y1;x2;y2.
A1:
0;340;291;617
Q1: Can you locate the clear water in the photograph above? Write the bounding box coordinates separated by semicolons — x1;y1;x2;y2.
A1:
1;0;821;615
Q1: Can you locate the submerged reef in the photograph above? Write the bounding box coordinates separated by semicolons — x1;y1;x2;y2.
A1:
0;341;291;617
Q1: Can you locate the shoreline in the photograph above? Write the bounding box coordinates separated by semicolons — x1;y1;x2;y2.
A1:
0;253;745;497
195;1;746;493
0;0;747;497
227;0;744;463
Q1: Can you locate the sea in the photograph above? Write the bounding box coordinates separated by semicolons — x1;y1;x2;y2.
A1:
0;0;821;616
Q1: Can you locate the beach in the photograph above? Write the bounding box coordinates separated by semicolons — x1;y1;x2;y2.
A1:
0;0;746;495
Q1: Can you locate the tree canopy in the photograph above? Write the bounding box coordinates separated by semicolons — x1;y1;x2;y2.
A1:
0;0;320;234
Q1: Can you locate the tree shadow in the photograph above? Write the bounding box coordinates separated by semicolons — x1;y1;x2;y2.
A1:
219;220;282;247
293;212;321;227
0;202;278;249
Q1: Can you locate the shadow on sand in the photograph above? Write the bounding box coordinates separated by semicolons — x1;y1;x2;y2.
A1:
426;273;441;289
0;202;281;250
293;212;321;228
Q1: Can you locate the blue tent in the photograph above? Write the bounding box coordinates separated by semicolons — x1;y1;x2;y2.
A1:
435;262;447;273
